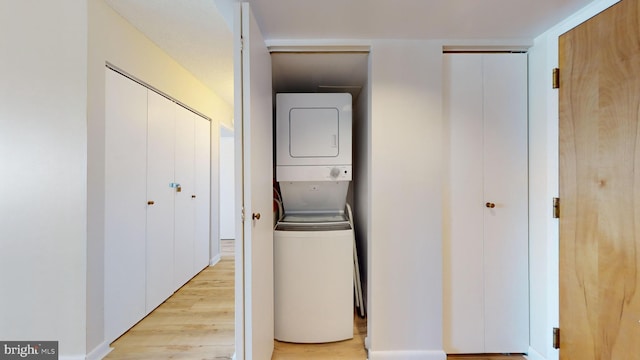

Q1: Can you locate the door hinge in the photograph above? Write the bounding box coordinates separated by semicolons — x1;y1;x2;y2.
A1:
552;68;560;89
241;206;245;222
553;327;560;349
553;197;560;218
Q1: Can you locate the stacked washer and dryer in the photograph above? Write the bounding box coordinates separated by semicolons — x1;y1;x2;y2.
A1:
274;93;357;343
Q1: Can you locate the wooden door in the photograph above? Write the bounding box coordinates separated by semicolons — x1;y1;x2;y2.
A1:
234;3;274;359
559;0;640;358
104;68;148;343
146;90;176;312
444;53;529;354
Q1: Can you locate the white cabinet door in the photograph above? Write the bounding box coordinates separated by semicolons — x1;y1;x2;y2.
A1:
194;116;211;271
444;54;485;353
235;3;274;359
104;69;148;343
174;105;196;289
146;91;176;312
482;53;529;353
444;53;529;354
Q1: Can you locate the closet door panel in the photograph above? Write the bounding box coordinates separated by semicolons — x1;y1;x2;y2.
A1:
443;54;486;353
146;91;177;312
444;53;529;354
194;116;211;270
482;53;529;353
104;69;148;342
174;105;196;288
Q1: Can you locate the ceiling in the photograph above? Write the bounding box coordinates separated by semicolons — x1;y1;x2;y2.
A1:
104;0;595;107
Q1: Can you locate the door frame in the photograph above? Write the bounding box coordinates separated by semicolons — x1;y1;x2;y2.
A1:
527;0;621;358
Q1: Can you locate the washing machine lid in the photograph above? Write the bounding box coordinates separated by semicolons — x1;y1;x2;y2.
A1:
279;180;349;214
275;212;352;231
282;212;348;223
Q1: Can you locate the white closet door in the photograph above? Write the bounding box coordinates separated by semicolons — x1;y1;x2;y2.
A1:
194;116;211;271
146;91;176;312
104;69;148;343
444;54;486;353
174;105;196;288
444;53;529;354
482;53;529;353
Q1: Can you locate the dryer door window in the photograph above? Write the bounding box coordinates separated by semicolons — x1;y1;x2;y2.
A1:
289;107;339;157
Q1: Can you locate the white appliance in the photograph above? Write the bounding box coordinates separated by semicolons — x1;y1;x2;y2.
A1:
274;93;354;343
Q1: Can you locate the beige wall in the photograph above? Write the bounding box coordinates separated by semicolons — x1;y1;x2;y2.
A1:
0;0;88;356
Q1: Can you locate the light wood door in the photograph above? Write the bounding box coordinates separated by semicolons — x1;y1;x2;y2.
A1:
444;53;529;354
174;105;196;289
104;68;148;343
146;90;176;312
559;0;640;358
234;3;274;359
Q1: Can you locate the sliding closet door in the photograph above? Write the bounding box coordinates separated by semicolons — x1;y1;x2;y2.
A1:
146;91;176;312
104;69;148;343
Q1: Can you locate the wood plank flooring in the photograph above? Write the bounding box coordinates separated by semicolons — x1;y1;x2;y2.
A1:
105;240;524;360
105;256;235;359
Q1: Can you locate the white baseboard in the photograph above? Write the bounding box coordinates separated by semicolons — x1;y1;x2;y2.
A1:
209;253;222;267
368;350;446;360
527;346;553;360
85;341;112;360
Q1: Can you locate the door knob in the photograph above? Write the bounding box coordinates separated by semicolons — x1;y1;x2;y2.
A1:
252;213;261;220
486;202;496;208
147;200;155;205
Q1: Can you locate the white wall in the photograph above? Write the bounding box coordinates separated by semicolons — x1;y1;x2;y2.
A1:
0;1;88;357
368;40;445;360
87;0;233;355
527;1;619;359
219;127;236;240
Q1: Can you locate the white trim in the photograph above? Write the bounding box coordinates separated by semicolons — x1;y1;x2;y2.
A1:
546;0;619;37
232;351;237;360
368;350;446;360
85;341;112;360
527;347;547;360
441;38;533;52
209;253;222;267
266;39;372;52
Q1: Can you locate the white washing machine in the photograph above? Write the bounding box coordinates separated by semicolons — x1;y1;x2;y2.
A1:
274;93;354;343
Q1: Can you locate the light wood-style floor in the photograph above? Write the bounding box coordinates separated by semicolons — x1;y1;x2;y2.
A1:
105;240;525;360
105;253;235;359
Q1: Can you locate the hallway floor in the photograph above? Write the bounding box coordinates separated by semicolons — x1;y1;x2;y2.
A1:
104;240;525;360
